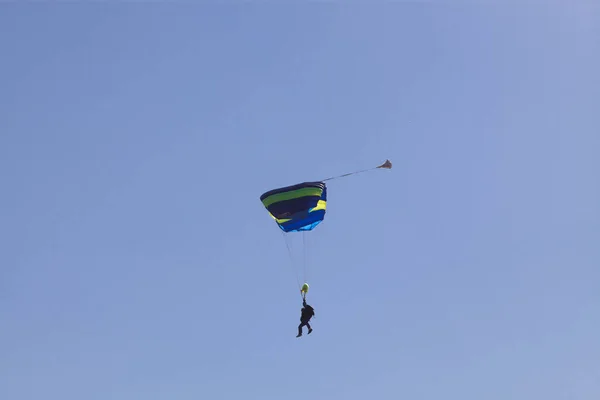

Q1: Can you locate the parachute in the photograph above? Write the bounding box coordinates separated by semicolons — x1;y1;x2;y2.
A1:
260;182;326;298
260;160;392;299
260;181;327;233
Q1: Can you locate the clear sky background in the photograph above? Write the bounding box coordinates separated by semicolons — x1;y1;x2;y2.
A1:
1;3;599;400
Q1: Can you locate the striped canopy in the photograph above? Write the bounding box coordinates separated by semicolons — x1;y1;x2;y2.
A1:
260;181;327;233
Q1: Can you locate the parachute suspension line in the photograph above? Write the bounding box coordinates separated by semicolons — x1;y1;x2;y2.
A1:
321;159;392;182
303;230;307;287
280;231;301;292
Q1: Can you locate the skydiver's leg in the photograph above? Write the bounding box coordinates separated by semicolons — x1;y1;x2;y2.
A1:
307;322;312;334
297;322;305;337
297;319;310;337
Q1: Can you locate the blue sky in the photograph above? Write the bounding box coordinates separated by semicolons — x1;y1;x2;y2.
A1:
1;3;599;400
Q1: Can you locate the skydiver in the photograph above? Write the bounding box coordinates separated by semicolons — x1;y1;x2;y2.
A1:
296;298;315;337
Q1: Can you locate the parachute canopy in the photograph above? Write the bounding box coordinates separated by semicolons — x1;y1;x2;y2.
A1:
260;181;327;233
